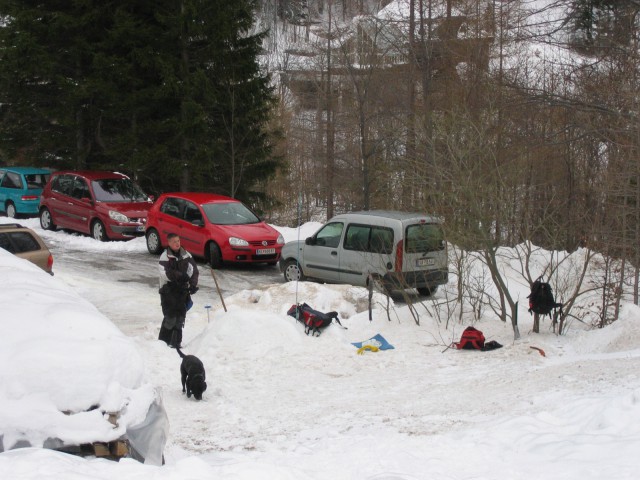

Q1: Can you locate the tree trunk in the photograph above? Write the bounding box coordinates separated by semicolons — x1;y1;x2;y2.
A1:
325;0;335;219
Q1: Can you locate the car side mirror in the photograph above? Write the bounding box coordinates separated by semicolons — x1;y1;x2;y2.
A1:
305;237;315;246
192;219;204;227
80;197;92;204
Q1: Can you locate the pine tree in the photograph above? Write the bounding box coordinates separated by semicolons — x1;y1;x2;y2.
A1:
172;0;281;201
0;1;113;168
0;0;282;204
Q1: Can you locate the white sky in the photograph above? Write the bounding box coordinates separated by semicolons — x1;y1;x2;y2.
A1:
1;215;640;479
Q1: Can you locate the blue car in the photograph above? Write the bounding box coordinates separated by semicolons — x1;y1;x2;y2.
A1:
0;167;51;218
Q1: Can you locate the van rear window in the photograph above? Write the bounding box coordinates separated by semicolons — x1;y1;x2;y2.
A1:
405;224;444;253
24;173;49;189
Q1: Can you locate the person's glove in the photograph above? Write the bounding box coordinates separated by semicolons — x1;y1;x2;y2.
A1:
186;263;194;277
189;286;199;295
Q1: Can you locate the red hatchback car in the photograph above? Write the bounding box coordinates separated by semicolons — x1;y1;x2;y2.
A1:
39;171;153;241
145;192;284;267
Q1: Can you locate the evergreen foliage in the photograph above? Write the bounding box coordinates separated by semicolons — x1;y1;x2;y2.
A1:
569;0;635;51
0;0;281;203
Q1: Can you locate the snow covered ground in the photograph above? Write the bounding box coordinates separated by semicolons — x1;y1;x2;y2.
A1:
1;216;640;479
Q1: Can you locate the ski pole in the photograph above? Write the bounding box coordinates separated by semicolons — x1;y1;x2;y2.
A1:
210;268;227;312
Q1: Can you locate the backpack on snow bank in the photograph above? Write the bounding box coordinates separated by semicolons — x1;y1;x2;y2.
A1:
455;326;485;350
454;326;502;351
528;277;562;317
287;303;344;336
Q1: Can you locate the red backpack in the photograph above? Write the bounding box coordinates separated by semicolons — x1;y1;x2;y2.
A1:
287;303;343;336
455;326;485;350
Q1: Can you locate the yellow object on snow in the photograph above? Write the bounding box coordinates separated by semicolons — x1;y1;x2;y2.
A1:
356;345;380;355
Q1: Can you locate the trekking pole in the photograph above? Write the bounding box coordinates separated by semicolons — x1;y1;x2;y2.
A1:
367;274;373;322
210;268;227;312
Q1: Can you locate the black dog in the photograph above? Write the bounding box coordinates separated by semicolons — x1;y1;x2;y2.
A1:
176;348;207;400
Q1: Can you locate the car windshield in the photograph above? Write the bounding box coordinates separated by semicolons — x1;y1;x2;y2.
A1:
91;178;149;202
202;202;260;225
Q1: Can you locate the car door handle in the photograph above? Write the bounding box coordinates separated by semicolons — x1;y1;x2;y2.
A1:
331;251;337;256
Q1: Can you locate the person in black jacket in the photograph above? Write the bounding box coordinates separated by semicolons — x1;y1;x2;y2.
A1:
158;233;199;348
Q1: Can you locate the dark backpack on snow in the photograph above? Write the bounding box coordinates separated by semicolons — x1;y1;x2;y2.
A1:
287;303;344;336
528;278;562;317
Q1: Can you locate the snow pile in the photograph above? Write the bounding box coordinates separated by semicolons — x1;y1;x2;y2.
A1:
2;216;640;478
0;249;157;452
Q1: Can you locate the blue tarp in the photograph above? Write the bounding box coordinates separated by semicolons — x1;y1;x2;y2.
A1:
351;334;394;350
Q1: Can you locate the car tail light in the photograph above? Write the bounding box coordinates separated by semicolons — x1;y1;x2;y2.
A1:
47;254;54;272
395;239;403;271
21;195;39;201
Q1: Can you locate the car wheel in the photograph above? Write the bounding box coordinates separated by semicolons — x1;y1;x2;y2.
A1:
40;208;56;231
417;286;437;296
6;202;17;218
283;259;305;282
208;243;222;269
92;220;108;242
146;229;163;254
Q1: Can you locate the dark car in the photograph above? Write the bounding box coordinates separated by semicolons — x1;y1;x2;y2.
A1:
39;171;153;241
0;167;51;218
145;192;284;267
0;222;54;274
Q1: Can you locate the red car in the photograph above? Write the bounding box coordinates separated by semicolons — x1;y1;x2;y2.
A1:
145;192;284;267
39;171;153;241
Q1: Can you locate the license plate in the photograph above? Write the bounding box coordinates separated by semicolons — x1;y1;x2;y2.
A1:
136;225;145;232
417;258;435;267
257;248;275;255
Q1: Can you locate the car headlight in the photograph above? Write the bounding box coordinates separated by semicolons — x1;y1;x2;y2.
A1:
277;234;284;245
109;210;129;223
229;236;249;247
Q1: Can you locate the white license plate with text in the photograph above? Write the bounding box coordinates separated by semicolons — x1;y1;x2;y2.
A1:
416;258;435;267
257;248;276;255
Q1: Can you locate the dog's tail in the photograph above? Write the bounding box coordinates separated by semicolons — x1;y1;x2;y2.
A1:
175;347;186;358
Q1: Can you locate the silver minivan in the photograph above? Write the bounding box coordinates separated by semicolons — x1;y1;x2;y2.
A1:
279;210;448;295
